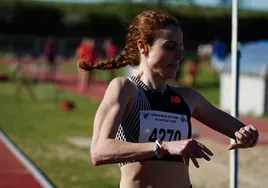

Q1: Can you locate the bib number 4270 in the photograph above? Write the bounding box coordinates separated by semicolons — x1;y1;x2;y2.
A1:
148;128;181;142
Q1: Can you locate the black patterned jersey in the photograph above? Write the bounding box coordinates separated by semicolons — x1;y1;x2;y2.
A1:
115;76;192;162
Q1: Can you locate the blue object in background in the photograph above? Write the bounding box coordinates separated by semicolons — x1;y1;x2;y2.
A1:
223;40;268;77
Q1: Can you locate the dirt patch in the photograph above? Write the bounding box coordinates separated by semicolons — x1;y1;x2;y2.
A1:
190;138;268;188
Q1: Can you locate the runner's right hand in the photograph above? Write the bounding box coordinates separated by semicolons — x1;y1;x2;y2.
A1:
162;139;213;168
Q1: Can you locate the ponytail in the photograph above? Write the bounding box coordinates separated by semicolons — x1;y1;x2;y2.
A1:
79;45;139;71
79;24;141;72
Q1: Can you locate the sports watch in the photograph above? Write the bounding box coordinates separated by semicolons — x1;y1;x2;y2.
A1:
154;139;163;158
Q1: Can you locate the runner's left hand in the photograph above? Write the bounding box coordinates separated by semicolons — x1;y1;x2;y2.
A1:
228;124;259;150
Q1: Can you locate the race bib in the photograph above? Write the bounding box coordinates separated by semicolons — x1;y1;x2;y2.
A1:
139;110;189;143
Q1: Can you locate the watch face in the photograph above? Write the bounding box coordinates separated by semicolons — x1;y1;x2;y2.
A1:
154;141;162;158
157;139;162;145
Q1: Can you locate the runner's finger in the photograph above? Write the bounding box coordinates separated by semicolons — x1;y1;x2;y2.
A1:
248;125;259;143
240;128;252;144
235;131;247;143
228;142;245;150
197;143;213;156
189;155;199;168
182;154;189;166
199;151;211;161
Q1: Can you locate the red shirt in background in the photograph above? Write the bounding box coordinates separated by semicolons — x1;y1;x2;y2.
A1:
44;40;56;57
106;43;117;58
76;44;97;66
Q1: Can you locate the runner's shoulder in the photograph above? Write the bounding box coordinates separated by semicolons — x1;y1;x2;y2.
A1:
106;76;136;96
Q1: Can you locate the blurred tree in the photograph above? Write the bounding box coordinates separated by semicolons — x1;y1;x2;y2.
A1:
4;3;64;36
188;0;194;5
173;0;194;5
158;0;164;6
221;0;229;6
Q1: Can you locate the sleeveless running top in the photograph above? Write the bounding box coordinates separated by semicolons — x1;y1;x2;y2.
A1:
115;76;192;163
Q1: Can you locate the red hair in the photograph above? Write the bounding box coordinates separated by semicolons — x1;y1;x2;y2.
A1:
79;10;180;71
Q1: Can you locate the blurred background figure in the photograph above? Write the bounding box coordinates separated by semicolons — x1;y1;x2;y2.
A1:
43;38;57;82
104;37;118;81
211;38;227;72
173;58;186;86
184;56;200;87
76;37;97;92
11;50;23;80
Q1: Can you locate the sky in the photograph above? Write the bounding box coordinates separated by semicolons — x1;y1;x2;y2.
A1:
33;0;268;11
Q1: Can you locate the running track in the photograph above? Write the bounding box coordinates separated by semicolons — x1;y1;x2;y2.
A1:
1;70;268;188
0;130;55;188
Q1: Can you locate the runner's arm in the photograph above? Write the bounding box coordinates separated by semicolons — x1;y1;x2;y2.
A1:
90;77;156;166
189;89;245;139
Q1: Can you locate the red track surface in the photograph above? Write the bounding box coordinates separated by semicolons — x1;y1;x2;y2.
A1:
0;133;51;188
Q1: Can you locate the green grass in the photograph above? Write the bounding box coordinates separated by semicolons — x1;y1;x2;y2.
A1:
0;63;123;188
194;63;220;105
262;113;268;118
0;63;12;73
176;61;220;105
0;81;121;188
0;53;10;57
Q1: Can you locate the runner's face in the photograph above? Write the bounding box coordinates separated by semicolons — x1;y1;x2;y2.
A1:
147;25;184;79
